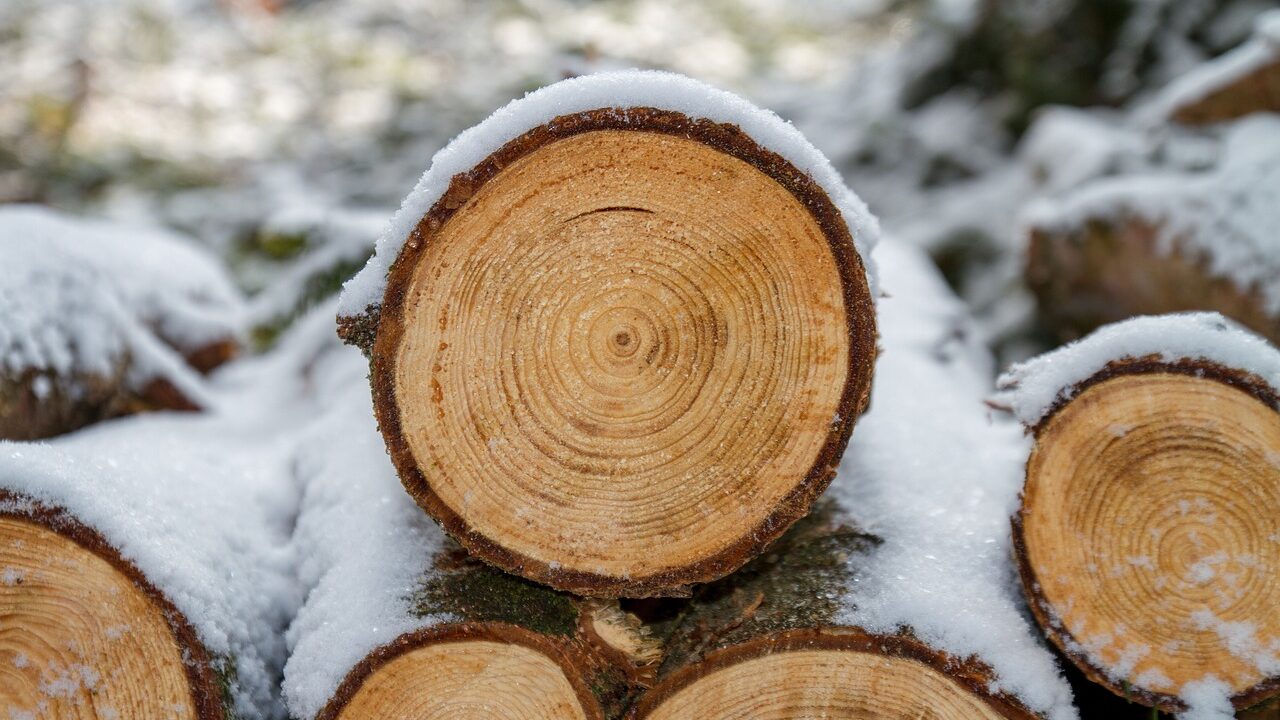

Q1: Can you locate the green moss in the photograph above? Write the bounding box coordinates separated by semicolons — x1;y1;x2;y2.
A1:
409;546;580;637
656;500;879;674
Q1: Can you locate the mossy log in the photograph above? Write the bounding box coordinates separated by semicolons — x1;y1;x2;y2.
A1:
624;501;1039;719
1014;358;1280;715
340;107;876;597
1025;219;1279;346
0;493;227;719
312;540;660;720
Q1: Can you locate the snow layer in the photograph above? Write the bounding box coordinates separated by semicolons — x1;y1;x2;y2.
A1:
0;205;244;400
337;69;880;319
993;312;1280;427
831;241;1078;720
0;294;383;719
280;309;451;720
0;406;297;718
1022;115;1280;316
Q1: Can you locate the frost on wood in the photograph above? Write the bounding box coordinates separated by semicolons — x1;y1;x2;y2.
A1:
335;68;880;325
992;312;1280;428
1022;115;1280;343
0;408;297;718
1001;312;1280;716
0;205;244;438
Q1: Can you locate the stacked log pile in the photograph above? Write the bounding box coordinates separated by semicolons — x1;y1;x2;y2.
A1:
4;67;1280;720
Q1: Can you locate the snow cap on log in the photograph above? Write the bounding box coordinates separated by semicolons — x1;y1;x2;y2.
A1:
0;412;297;718
0;205;244;437
1138;9;1280;126
993;312;1280;428
1021;115;1280;327
336;69;879;323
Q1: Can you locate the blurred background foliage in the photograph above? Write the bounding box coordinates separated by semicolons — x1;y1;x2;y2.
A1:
0;0;1272;358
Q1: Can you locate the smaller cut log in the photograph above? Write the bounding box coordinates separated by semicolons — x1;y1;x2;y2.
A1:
334;70;879;597
0;408;295;719
1022;116;1280;347
994;312;1280;716
284;355;658;720
1143;13;1280;126
0;205;244;439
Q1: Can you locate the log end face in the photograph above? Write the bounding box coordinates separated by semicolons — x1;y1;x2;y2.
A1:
0;515;213;720
1018;371;1280;712
372;110;876;596
631;630;1035;720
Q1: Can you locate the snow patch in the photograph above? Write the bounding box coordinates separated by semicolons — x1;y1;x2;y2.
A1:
281;323;452;720
831;240;1076;720
0;205;244;404
1022;115;1280;317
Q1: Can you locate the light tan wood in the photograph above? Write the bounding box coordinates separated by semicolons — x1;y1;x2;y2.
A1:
643;648;1006;719
334;640;590;720
393;129;852;585
0;517;196;720
1023;373;1280;701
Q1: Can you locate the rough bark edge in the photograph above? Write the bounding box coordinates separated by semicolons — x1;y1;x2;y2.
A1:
1012;358;1280;713
0;490;226;719
312;622;608;720
626;627;1038;720
355;106;877;597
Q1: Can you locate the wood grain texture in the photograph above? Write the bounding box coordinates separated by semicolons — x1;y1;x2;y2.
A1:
1016;364;1280;714
360;108;876;597
0;501;223;720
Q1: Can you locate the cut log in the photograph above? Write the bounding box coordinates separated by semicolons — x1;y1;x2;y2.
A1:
1143;13;1280;126
0;206;244;440
996;314;1280;715
335;71;878;597
0;379;300;719
624;502;1037;720
284;355;659;720
0;496;222;719
1022;116;1280;347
